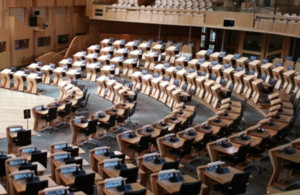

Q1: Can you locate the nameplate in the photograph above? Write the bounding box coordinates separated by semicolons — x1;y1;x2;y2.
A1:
54;154;68;160
206;165;218;171
46;189;66;195
10;127;22;132
14;173;32;181
74;119;81;124
158;172;173;181
105;180;122;188
95;149;107;155
104;161;118;168
35;106;42;111
61;167;77;174
10;159;26;166
144;155;156;162
54;144;67;150
22;148;36;154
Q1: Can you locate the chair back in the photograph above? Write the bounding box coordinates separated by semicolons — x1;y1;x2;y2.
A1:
16;130;32;146
64;102;72;116
161;160;180;170
48;107;58;121
181;138;195;156
181;83;187;91
124;189;147;195
255;135;270;154
19;164;38;176
31;152;48;168
119;167;139;184
128;82;134;90
235;143;250;164
122;108;130;119
163;76;170;81
25;180;48;195
138;135;151;151
178;181;202;195
0;156;10;177
129;101;138;117
158;128;169;137
108;114;117;127
173;79;180;87
215;125;227;139
74;173;95;194
228;171;251;194
83;93;90;107
63;147;79;157
133;88;139;101
110;154;126;164
194;132;212;151
173;121;182;134
86;119;98;135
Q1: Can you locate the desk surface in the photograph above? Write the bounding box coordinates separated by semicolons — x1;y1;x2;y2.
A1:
13;175;56;193
9;162;46;174
103;163;145;178
94;151;130;163
204;166;243;184
60;169;102;186
195;125;221;135
121;134;141;145
157;175;207;194
142;157;184;173
261;122;288;131
162;137;185;149
213;142;241;155
53;145;86;154
53;157;90;167
9;130;38;138
181;132;204;142
248;129;277;138
276;151;300;163
104;183;153;195
232;136;262;147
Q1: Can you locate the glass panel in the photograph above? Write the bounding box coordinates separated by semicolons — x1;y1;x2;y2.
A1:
200;35;206;48
227;31;238;47
201;27;206;33
226;48;236;54
210;30;216;43
15;39;29;50
37;37;51;47
0;42;6;53
243;32;263;52
242;53;261;60
57;34;69;44
209;44;215;50
268;35;283;52
267;53;281;62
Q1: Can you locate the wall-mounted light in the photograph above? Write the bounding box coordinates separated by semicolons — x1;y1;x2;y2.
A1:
42;23;48;30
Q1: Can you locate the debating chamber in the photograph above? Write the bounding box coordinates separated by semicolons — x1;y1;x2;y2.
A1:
1;0;300;194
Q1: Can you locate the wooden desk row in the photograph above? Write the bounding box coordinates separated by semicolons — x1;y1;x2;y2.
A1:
0;69;42;94
95;76;135;103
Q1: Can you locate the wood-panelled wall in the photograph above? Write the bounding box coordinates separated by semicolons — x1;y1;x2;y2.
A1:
53;14;73;49
0;27;11;69
8;16;34;67
65;34;99;58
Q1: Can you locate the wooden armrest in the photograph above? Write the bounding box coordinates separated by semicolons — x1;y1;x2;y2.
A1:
268;92;280;100
270;98;282;106
269;104;281;112
221;98;231;105
219;103;229;110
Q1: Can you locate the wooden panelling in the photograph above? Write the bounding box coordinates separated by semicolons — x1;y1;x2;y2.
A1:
8;0;32;7
55;0;73;6
0;27;11;69
74;0;86;6
272;20;287;33
53;6;66;18
64;34;99;58
205;11;254;29
38;51;64;66
72;13;88;37
8;16;34;67
73;6;86;17
33;7;47;20
9;8;24;22
254;19;273;31
286;22;300;35
33;24;55;58
33;0;55;7
53;14;73;48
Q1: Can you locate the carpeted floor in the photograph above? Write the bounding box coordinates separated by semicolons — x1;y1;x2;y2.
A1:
0;78;299;195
